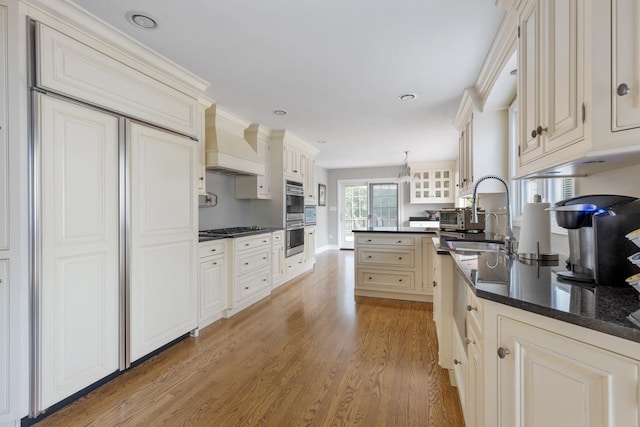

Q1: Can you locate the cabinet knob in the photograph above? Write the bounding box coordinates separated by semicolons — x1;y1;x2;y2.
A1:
368;277;372;280
466;305;477;312
211;249;216;252
398;279;402;282
212;262;217;265
531;125;548;138
245;286;250;290
454;359;462;365
617;83;631;96
244;262;249;265
397;240;402;243
367;239;372;242
199;177;204;181
398;257;403;260
497;347;511;359
432;281;437;287
367;255;372;258
245;243;250;246
263;257;267;260
259;185;263;188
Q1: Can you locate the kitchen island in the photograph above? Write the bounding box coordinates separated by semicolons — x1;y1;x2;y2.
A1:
353;228;438;302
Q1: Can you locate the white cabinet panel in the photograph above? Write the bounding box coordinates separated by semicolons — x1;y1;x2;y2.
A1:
129;122;197;362
613;0;640;131
199;253;226;328
498;316;640;427
36;24;197;137
0;259;7;416
0;4;6;251
38;95;119;409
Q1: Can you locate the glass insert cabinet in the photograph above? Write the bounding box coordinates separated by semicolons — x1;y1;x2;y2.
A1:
409;162;455;204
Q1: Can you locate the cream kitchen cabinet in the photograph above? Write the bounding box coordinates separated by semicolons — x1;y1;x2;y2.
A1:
409;161;455;204
271;230;285;289
428;239;454;370
198;240;226;328
236;124;272;199
464;290;484;427
454;96;508;196
196;97;212;195
303;226;316;267
354;233;431;302
304;154;316;204
480;300;640;427
518;0;585;166
284;252;306;280
225;233;272;317
516;0;640;177
283;142;305;182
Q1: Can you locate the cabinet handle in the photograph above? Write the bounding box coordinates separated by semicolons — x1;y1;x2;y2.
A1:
398;279;403;282
199;177;204;181
211;249;217;252
454;359;462;365
617;83;631;96
397;240;402;243
497;347;511;359
398;257;403;260
432;281;437;287
244;262;249;265
263;240;267;243
245;286;250;290
245;243;250;246
293;169;298;173
466;305;477;312
464;337;475;345
212;262;217;265
367;255;372;258
367;239;372;242
263;278;267;282
368;277;372;280
263;257;267;260
531;125;548;138
259;185;263;188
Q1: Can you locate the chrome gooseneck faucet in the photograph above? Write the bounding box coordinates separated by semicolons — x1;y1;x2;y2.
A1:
471;175;516;255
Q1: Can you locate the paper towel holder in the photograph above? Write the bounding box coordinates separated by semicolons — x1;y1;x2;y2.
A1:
518;241;559;262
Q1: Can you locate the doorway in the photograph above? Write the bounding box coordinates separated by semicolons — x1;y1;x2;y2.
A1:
338;180;400;249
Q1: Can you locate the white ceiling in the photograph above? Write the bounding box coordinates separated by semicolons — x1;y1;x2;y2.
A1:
72;0;505;169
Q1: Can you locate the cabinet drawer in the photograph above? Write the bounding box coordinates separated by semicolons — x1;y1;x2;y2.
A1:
237;269;271;301
199;240;226;258
357;248;415;268
357;270;415;292
272;230;284;243
236;248;271;275
356;234;416;246
466;289;483;337
236;234;271;252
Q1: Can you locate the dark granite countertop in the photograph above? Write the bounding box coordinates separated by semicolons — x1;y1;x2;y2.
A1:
198;228;283;243
352;226;439;234
448;251;640;343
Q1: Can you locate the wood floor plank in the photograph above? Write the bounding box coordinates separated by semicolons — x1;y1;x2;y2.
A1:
34;250;464;427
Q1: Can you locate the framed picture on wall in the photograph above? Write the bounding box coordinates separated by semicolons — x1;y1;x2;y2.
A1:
318;183;327;206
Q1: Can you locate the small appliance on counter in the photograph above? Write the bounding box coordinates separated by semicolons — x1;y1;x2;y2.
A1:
439;207;485;231
549;194;640;286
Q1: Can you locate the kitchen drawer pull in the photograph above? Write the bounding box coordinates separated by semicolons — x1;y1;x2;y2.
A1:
244;262;249;265
617;83;631;96
210;249;217;252
466;305;477;312
368;277;372;280
398;257;403;260
397;240;402;243
263;278;267;282
454;359;462;365
497;347;511;359
263;257;267;260
212;262;217;265
244;286;250;290
432;280;437;287
398;279;402;282
367;255;372;258
263;240;268;243
245;243;250;246
367;239;372;242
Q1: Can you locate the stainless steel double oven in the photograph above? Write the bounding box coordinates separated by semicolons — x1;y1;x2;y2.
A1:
285;181;305;256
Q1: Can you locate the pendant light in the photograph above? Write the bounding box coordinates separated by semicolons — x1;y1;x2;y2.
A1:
397;151;416;184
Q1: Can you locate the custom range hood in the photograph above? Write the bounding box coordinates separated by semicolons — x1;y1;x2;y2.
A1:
205;104;265;175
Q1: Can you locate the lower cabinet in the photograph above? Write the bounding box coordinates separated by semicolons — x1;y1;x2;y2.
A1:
271;230;285;289
303;226;316;266
354;233;432;302
480;300;640;427
428;239;454;369
225;234;272;317
198;240;227;328
284;252;305;280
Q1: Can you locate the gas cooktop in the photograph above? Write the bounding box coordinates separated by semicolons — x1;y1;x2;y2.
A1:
199;226;266;237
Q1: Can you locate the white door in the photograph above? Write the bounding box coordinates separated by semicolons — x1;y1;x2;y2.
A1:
38;94;120;410
128;122;198;363
338;180;399;249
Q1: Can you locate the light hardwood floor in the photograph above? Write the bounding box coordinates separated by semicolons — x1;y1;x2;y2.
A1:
35;249;464;426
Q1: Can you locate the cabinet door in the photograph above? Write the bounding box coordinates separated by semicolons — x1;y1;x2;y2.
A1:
199;255;226;327
272;241;284;287
0;4;6;251
0;259;7;416
196;103;206;194
304;155;315;204
466;324;483;427
613;0;640;131
38;94;120;409
129;122;198;363
519;0;544;164
543;0;584;153
304;226;316;265
498;316;640;427
258;140;270;197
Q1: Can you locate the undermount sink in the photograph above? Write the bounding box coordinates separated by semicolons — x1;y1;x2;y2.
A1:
445;240;504;253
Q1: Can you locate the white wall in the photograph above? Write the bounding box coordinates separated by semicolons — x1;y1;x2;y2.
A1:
199;171;251;230
315;165;329;251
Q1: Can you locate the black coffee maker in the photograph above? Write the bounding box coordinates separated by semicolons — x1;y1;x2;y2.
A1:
549;194;640;286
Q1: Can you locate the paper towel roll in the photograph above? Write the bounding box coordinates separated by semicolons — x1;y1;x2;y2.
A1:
518;200;551;258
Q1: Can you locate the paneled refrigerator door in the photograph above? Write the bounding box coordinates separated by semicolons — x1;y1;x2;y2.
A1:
36;94;120;410
127;121;198;363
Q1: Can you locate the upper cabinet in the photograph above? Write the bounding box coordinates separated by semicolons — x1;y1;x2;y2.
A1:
272;130;318;201
409;161;455;204
518;0;585;166
454;93;509;197
235;124;272;199
516;0;640;177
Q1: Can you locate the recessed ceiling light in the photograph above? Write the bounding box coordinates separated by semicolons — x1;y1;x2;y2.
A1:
273;110;287;116
399;93;417;101
316;140;327;144
126;12;158;30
